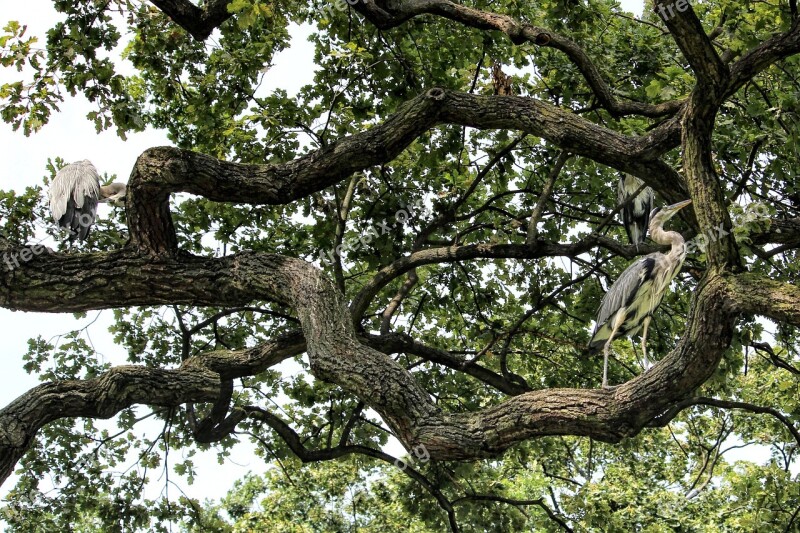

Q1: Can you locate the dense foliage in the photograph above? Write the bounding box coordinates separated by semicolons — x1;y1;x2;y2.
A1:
1;0;799;531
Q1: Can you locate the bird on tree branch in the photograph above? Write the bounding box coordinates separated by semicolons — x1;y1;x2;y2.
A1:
589;199;692;388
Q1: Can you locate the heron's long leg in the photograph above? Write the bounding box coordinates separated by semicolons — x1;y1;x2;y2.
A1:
603;309;627;388
641;315;652;371
630;337;639;367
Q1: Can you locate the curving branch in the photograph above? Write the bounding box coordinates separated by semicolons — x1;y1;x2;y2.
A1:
352;0;682;117
349;234;656;321
0;243;738;485
725;18;800;98
363;332;530;395
452;494;573;532
0;366;220;485
3;0;800;506
124;88;688;254
244;405;461;532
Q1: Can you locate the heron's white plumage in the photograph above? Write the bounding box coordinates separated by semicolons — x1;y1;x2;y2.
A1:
48;160;101;241
100;182;126;202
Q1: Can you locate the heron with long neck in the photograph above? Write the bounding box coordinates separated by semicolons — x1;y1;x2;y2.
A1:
589;199;692;387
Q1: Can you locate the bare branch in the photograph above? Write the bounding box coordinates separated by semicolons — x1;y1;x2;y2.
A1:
649;397;800;448
527;152;570;245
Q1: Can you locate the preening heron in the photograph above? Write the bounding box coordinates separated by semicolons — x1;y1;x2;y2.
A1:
48;160;127;241
618;174;654;249
589;199;692;388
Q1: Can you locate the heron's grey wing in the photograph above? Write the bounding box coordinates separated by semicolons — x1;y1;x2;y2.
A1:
71;161;101;208
48;167;73;223
594;257;654;331
589;256;656;351
70;195;98;241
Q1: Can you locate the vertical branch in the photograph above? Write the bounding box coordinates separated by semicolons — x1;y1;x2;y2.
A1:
380;270;419;334
527;152;570;245
332;174;361;292
126;149;180;256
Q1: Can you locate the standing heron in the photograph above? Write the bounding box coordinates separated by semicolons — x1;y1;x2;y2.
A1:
618;174;654;250
589;199;692;387
48;160;127;241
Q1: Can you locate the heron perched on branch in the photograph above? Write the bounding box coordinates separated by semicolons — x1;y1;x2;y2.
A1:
589;199;692;388
48;160;127;241
618;174;654;249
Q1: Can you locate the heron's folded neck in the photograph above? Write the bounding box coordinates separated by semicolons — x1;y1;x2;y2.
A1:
650;227;686;259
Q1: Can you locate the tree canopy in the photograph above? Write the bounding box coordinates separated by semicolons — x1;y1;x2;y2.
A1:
1;0;800;530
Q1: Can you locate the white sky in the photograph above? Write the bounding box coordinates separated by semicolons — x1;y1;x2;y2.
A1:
0;0;660;513
0;0;318;510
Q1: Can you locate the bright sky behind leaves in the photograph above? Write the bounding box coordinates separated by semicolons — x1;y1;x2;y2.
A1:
0;0;646;507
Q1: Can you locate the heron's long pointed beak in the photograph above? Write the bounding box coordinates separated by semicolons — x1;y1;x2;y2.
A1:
665;199;692;212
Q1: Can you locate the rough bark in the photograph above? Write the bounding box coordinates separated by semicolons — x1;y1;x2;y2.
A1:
0;252;737;481
1;0;799;500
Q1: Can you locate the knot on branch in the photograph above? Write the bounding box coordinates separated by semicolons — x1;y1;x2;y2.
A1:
426;87;446;101
534;32;551;46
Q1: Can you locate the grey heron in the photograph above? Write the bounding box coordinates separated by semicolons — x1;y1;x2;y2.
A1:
589;199;692;388
48;160;127;241
618;174;654;249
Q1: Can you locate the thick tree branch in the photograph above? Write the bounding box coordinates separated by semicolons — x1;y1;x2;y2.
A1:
149;0;234;40
654;0;728;89
0;366;219;486
125;88;688;254
724;272;800;327
0;246;737;485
